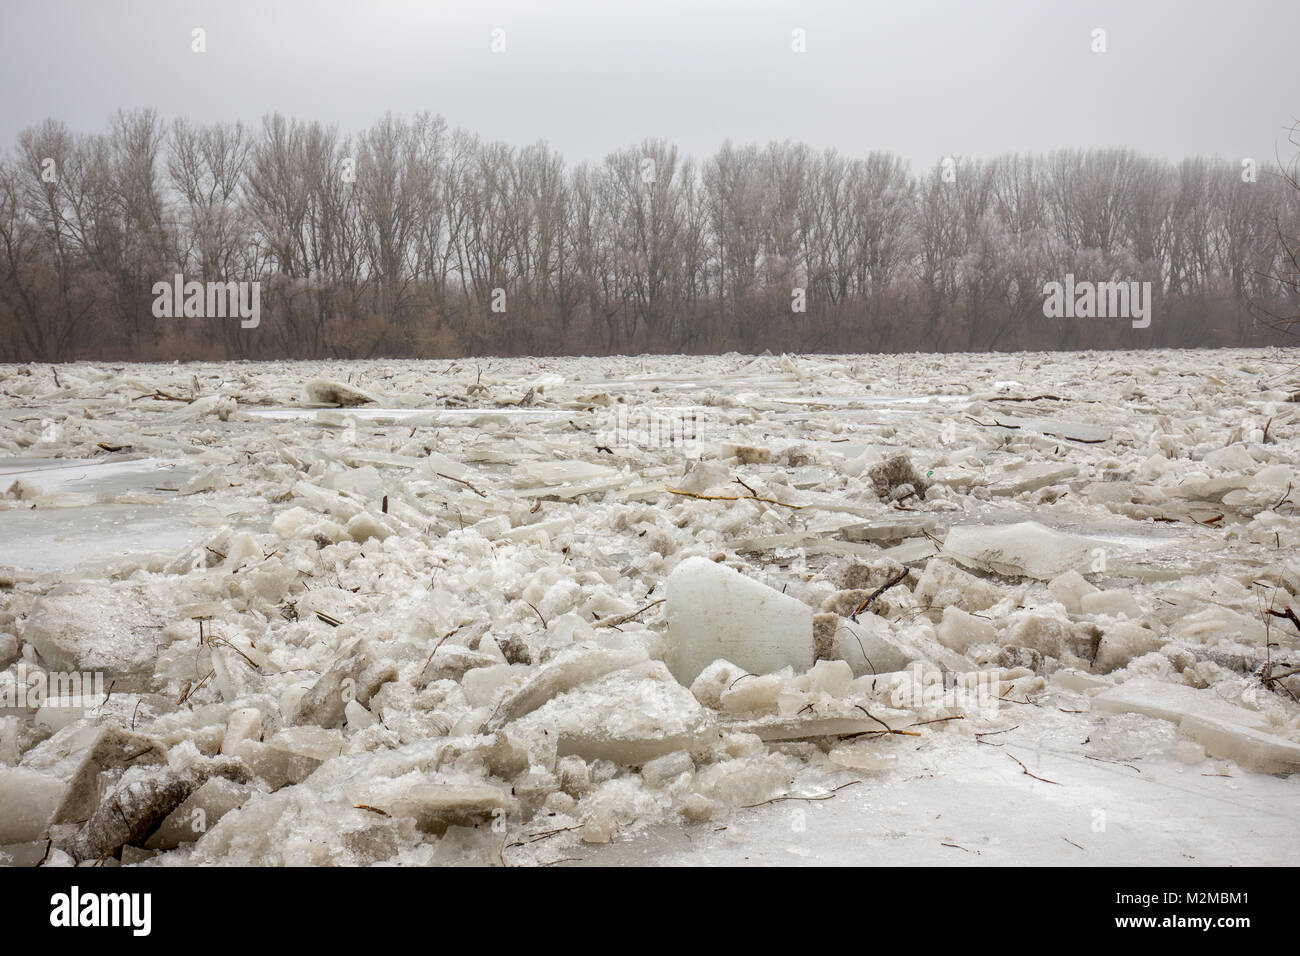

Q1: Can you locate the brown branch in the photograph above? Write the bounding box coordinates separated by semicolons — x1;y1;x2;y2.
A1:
851;568;909;621
417;624;463;680
436;472;487;498
593;598;665;629
525;602;547;628
665;486;803;509
1006;752;1061;785
1265;606;1300;635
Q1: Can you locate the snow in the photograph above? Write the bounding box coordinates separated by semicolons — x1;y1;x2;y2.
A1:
1;348;1299;866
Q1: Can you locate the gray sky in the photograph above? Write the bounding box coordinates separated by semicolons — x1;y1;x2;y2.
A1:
3;0;1297;170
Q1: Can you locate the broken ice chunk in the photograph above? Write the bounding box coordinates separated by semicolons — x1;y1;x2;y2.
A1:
220;707;263;754
303;379;377;407
719;672;788;714
47;724;168;826
418;646;503;685
1092;622;1163;673
517;660;710;764
484;641;649;732
345;700;378;730
867;452;930;499
720;443;772;465
61;754;251;863
513;460;617;487
266;726;348;762
0;632;17;669
462;664;531;708
827;742;899;772
838;514;938;544
943;522;1101;580
341;512;384;544
723;712;902;742
179;466;229;496
1080;589;1144;620
1170;605;1267;647
1091;679;1271;731
1176;740;1206;764
557;755;592;796
1003;610;1094;660
641;750;695;788
914;559;1001;612
1178;715;1300;775
688;659;750;709
989;462;1078;496
22;584;166;692
224;740;320;790
1202;445;1256;473
1048;569;1099;615
145;775;255;850
664;556;813;686
351;779;515;835
935;606;998;654
293;639;397;729
0;767;65;843
1251;464;1293;490
984;416;1110;443
1052;668;1112;693
676;460;731;494
797;659;855;697
831;613;924;675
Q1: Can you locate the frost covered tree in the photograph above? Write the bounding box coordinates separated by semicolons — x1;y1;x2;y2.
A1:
0;109;1296;359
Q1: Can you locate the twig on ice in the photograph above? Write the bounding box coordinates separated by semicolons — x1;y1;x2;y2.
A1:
665;485;803;509
593;598;665;629
436;472;487;498
740;780;861;809
525;602;547;628
850;568;909;621
417;624;463;680
1006;752;1060;785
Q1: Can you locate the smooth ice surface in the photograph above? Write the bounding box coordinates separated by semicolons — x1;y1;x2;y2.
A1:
0;766;64;843
1091;679;1272;731
0;457;204;572
944;521;1101;580
1179;716;1300;776
572;717;1300;866
665;557;813;685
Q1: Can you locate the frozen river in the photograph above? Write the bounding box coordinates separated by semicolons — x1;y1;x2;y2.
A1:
0;349;1297;867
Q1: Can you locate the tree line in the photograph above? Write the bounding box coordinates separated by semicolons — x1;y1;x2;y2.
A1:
1;108;1297;362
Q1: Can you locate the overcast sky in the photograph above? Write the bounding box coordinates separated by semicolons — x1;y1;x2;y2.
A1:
2;0;1297;170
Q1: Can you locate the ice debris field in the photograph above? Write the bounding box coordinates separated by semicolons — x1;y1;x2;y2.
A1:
1;349;1299;867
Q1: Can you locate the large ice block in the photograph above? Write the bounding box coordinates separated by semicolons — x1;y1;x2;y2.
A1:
943;521;1100;580
665;557;813;685
1179;715;1300;775
1091;679;1271;731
